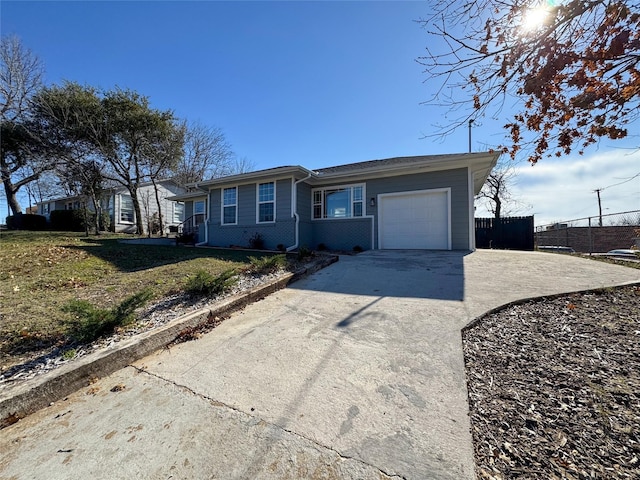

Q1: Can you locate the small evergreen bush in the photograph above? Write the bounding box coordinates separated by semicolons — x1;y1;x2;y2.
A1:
297;245;313;261
185;269;238;296
248;232;265;249
63;289;153;342
247;254;287;274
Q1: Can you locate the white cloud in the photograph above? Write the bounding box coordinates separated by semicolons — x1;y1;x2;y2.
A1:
476;148;640;226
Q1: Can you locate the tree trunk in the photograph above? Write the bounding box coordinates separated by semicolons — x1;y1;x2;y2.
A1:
82;201;89;237
89;192;102;235
128;186;145;235
2;176;23;215
494;195;502;219
151;178;164;236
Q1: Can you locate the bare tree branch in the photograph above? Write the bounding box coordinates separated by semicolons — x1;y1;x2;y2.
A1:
418;0;640;163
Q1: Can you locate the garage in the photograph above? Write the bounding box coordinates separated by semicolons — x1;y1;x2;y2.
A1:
378;189;450;250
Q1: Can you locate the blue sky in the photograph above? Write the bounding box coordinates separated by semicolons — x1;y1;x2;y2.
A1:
2;0;638;226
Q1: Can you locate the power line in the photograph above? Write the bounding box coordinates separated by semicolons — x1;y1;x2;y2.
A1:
601;171;640;190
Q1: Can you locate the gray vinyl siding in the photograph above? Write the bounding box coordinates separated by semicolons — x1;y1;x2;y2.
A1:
207;178;295;250
184;201;194;220
205;167;472;250
366;167;470;249
311;218;374;251
296;182;313;249
307;167;471;250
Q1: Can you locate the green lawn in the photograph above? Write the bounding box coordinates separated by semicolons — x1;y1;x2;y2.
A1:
0;231;272;368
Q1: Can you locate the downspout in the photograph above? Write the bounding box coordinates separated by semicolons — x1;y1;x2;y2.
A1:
286;172;313;252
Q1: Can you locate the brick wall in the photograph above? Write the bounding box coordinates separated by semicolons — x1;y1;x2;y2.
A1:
535;226;638;253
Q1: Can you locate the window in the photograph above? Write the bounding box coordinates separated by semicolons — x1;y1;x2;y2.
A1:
257;182;275;223
194;200;205;215
120;195;134;223
42;203;50;215
222;187;237;225
312;184;364;219
173;202;184;223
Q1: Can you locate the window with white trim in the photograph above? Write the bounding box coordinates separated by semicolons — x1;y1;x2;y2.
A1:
173;202;184;223
120;195;134;223
222;187;237;225
194;200;205;215
312;184;364;219
257;182;275;223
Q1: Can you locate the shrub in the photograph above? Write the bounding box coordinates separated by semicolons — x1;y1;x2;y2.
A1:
353;245;363;252
49;209;110;233
176;232;195;245
297;245;313;261
185;269;238;297
247;254;287;274
248;232;265;249
147;212;161;235
317;243;327;251
50;209;85;232
276;243;286;252
63;289;153;342
95;211;111;232
6;214;48;231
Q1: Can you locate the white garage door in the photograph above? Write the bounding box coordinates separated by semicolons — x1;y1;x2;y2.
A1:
379;190;450;249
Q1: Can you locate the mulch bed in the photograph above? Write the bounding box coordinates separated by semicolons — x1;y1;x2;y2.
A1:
463;285;640;480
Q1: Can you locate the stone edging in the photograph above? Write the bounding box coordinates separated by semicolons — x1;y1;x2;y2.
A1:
0;254;339;429
462;280;640;333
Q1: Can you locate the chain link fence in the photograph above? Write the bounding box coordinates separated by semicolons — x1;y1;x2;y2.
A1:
535;210;640;254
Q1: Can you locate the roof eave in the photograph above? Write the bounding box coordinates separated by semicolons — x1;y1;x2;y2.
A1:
309;152;501;185
189;166;314;190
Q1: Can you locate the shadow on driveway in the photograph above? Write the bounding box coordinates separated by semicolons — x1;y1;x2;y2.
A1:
290;249;469;301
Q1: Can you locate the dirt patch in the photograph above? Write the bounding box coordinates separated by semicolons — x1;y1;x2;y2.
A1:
464;285;640;479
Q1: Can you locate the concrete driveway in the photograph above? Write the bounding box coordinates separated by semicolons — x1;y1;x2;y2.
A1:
1;250;638;480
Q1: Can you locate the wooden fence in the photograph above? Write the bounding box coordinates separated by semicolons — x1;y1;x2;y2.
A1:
475;216;534;251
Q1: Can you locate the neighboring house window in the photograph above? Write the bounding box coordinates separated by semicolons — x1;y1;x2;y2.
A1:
312;184;364;219
173;202;184;223
222;187;237;225
257;182;275;223
42;203;50;215
120;195;134;223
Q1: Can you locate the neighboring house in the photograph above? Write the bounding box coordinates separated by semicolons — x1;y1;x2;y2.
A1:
37;180;187;234
169;152;499;251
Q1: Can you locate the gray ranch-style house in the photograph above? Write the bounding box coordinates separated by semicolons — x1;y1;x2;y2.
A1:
170;152;500;251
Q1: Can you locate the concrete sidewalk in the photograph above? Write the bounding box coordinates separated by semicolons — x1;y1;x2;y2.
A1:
1;250;637;480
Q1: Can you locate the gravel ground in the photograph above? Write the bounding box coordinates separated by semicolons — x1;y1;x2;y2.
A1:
464;285;640;480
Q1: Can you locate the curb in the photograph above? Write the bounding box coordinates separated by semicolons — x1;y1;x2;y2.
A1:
461;280;640;333
0;254;339;428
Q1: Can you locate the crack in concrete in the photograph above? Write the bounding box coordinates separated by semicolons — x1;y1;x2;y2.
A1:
130;365;408;480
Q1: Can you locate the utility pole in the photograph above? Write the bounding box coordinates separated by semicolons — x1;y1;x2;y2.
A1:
468;119;473;153
593;188;603;226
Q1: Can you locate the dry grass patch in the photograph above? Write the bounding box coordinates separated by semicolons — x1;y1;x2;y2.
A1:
0;231;272;369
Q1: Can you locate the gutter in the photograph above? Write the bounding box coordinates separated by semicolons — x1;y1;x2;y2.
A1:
286;172;313;252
